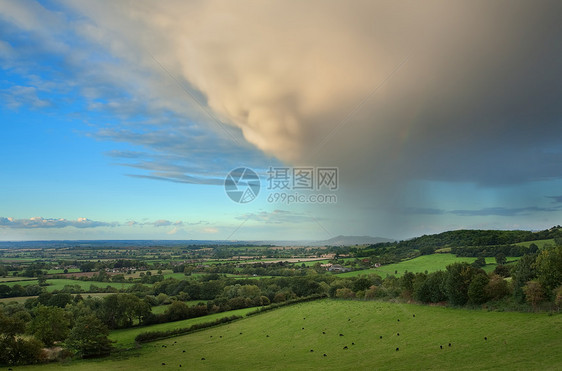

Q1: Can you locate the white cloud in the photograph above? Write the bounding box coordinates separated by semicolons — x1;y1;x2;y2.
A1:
236;209;321;224
0;216;118;229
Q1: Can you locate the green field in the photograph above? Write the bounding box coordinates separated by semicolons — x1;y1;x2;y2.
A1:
0;276;37;283
0;293;114;305
516;239;555;249
2;278;134;292
109;307;256;348
338;254;519;278
0;296;38;304
46;268;81;274
15;299;561;370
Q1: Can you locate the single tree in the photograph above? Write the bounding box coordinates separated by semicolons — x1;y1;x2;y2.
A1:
512;254;537;303
468;273;489;304
28;305;71;347
66;315;112;358
445;263;479;306
472;257;486;268
485;274;511;300
523;281;545;310
495;253;507;265
534;246;562;291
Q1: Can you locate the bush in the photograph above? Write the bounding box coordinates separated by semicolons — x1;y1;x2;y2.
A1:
554;285;562;308
523;281;545;310
485;274;511;301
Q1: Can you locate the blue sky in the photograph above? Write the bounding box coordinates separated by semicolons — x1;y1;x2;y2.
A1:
1;0;562;241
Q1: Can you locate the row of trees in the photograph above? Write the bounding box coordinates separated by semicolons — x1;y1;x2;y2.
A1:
333;246;562;311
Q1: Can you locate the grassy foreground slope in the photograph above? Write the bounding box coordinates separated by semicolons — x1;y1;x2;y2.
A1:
19;300;561;371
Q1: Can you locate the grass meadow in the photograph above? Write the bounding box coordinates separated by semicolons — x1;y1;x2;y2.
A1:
15;299;561;371
339;254;520;278
2;278;135;292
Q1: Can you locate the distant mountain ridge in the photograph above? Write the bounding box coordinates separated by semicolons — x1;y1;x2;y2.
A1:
0;235;394;248
2;227;560;249
321;235;394;246
395;226;562;249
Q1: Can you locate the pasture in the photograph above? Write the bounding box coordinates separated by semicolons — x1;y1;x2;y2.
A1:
1;278;135;292
110;307;256;348
516;239;555;249
339;254;519;278
15;299;561;370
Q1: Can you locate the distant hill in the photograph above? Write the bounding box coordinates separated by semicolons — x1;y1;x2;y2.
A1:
253;235;394;246
321;235;394;246
394;226;562;249
1;227;559;249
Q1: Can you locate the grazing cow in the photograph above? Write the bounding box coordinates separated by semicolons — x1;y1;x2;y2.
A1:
413;314;415;318
201;358;206;361
352;342;355;345
396;347;399;351
397;333;400;336
162;363;166;365
397;319;400;322
310;350;314;352
380;336;383;339
339;333;344;337
440;345;443;349
302;328;305;330
240;332;243;335
323;354;327;357
182;350;186;353
343;346;348;349
179;365;182;368
484;337;487;341
322;331;326;334
448;343;451;347
266;335;269;337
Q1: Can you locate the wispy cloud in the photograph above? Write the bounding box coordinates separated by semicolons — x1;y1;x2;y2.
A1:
0;0;272;187
407;205;561;217
0;217;206;230
236;209;321;224
546;196;562;204
0;217;118;229
403;207;445;215
0;85;52;109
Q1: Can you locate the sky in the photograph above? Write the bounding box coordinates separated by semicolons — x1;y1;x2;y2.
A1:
1;0;562;241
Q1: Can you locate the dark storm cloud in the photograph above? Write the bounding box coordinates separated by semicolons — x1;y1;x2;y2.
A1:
450;206;561;217
547;196;562;204
2;1;562;238
406;205;561;217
